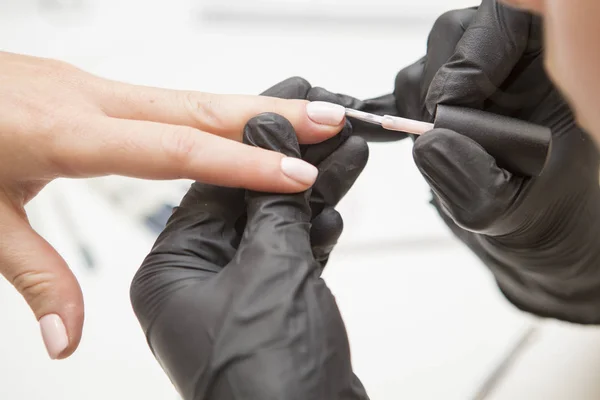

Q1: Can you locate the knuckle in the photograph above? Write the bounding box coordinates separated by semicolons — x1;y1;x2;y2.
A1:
22;108;69;162
281;76;310;88
453;208;499;233
34;109;68;141
41;114;85;175
10;269;54;307
432;9;467;35
395;63;423;96
306;86;339;104
46;58;72;74
285;76;311;93
265;76;311;99
12;91;64;142
160;126;200;173
41;56;71;70
47;58;82;79
38;57;84;86
349;136;370;168
183;91;225;129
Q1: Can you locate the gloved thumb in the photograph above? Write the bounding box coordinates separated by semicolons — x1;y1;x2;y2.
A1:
413;129;524;234
0;203;84;360
237;113;314;265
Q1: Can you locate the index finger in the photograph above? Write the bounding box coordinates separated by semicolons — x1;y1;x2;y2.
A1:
425;0;532;114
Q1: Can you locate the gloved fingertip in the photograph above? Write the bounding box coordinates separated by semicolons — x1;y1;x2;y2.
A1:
424;86;447;117
283;76;311;90
260;76;312;99
412;129;475;210
394;57;428;119
412;129;461;172
302;120;352;166
413;129;522;233
395;60;425;97
307;87;366;112
345;135;370;167
311;135;369;207
311;208;344;266
244;113;301;158
311;207;344;247
306;87;342;104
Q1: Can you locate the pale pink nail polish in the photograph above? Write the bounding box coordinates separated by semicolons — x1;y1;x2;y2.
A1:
280;157;318;185
39;314;68;360
306;101;345;126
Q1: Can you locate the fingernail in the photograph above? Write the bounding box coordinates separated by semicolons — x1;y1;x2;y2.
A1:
306;101;345;126
280;157;318;185
39;314;68;360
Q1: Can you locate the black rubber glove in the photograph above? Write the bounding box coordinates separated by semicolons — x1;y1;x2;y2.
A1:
401;2;600;324
130;78;370;400
306;1;600;324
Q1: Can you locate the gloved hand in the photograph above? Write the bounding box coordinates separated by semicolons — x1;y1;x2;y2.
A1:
406;2;600;324
130;78;370;400
308;1;600;324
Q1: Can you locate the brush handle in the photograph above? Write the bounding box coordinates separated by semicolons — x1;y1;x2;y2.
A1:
433;105;552;177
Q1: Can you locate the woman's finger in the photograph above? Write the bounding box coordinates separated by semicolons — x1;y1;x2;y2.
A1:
0;201;84;360
307;87;403;142
49;116;319;193
93;80;346;145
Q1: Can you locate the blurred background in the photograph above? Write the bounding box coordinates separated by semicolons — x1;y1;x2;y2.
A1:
1;0;600;399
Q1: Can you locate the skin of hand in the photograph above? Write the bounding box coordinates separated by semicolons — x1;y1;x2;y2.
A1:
0;51;346;360
130;77;370;399
308;2;600;323
499;0;600;142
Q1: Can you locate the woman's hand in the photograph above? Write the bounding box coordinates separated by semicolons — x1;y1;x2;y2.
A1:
0;52;346;360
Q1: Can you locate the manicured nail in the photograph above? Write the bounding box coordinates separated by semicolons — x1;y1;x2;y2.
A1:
39;314;68;360
306;101;345;126
280;157;318;185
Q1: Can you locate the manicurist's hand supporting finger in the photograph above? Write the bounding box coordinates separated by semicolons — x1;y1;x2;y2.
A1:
130;78;370;399
131;113;369;400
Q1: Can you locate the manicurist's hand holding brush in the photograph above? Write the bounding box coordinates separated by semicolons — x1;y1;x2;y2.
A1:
130;1;600;398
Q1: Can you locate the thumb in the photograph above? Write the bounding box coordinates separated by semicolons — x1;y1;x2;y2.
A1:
413;129;524;234
215;114;361;400
237;113;314;263
0;202;83;360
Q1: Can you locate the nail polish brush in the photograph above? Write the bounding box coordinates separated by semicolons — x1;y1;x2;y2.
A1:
345;105;552;177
